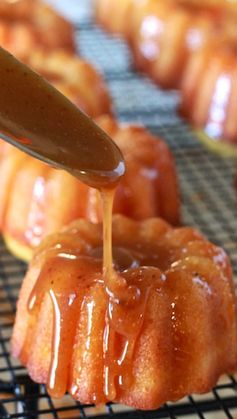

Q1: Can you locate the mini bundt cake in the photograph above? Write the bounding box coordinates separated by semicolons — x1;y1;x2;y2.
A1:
95;0;220;89
177;0;237;11
11;214;237;409
180;42;237;145
0;0;75;60
130;0;230;89
95;0;237;91
94;0;135;37
0;0;34;19
97;0;237;143
130;0;189;88
0;116;180;261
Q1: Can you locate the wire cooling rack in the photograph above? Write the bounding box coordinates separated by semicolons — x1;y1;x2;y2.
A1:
1;0;237;417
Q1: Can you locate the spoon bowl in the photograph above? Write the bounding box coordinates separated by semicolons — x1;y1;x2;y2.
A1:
0;47;125;189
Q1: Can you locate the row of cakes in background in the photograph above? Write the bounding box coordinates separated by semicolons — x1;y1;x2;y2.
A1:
0;0;109;256
0;0;180;260
0;115;180;261
95;0;237;147
0;0;111;117
0;0;237;413
0;0;75;58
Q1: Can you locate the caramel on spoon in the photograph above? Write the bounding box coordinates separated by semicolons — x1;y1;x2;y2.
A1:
0;47;125;188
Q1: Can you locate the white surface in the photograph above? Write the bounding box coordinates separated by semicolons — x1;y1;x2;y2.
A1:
46;0;91;22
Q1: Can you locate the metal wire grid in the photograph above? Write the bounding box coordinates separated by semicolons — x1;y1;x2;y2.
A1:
1;0;237;417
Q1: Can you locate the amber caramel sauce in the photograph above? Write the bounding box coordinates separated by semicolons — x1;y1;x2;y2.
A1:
0;47;159;400
26;190;161;401
27;242;161;401
0;47;125;188
28;256;102;398
26;187;161;401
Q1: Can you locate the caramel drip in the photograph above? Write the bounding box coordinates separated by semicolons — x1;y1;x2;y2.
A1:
27;255;101;398
102;188;114;280
103;266;160;400
24;190;154;401
100;190;149;400
0;38;152;402
101;189;141;306
0;45;155;402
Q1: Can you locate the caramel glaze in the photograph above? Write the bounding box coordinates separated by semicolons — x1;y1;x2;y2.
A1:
23;183;157;401
20;203;234;404
0;46;159;401
20;164;167;402
25;187;163;401
0;47;124;188
26;237;163;400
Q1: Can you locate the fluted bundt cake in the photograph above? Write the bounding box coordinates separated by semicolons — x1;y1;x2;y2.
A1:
0;0;33;19
0;116;180;261
95;0;219;89
94;0;237;148
0;0;75;60
130;0;236;89
94;0;135;37
180;42;237;145
95;0;237;92
177;0;237;11
130;0;189;88
11;214;237;409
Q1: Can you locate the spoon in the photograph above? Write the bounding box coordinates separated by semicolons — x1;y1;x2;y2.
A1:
0;47;125;189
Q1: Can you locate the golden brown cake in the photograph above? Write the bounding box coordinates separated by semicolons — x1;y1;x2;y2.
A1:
95;0;220;89
130;0;228;89
95;0;237;91
0;0;75;59
95;0;237;146
180;42;237;145
11;214;237;409
94;0;135;37
177;0;237;11
0;116;180;261
0;0;43;20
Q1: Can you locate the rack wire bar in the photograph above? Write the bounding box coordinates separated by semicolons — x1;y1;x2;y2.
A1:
0;0;237;417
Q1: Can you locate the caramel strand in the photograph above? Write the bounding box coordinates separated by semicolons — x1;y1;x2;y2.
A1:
101;189;148;400
24;188;157;401
27;255;101;398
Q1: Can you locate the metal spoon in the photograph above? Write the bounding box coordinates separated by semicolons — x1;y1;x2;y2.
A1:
0;47;125;189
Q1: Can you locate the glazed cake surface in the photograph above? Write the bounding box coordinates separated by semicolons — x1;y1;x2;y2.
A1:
11;215;237;410
180;42;237;144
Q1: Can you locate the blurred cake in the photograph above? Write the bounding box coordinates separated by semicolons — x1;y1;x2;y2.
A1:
0;0;75;60
94;0;135;37
129;0;233;89
0;116;180;261
180;42;237;145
